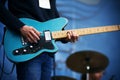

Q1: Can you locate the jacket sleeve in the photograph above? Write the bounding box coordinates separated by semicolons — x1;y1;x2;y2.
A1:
0;3;25;30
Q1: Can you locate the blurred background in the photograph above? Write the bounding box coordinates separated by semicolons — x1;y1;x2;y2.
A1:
0;0;120;80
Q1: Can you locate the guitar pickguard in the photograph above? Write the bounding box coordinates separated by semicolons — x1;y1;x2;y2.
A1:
13;36;55;55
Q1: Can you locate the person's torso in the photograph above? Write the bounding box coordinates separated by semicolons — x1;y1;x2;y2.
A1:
8;0;59;22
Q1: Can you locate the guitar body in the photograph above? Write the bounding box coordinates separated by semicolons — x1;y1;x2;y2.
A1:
4;17;68;62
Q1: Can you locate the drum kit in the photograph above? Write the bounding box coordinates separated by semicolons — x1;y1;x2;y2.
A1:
51;50;109;80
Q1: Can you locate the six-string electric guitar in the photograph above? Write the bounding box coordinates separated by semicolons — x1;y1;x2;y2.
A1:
4;17;120;62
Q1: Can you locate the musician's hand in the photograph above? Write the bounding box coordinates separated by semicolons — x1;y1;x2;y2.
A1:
20;25;40;43
66;31;78;43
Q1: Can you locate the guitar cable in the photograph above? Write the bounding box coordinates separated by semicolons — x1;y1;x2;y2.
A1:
0;44;15;80
0;27;15;80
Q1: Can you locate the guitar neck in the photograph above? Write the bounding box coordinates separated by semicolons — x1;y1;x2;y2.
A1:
52;25;120;40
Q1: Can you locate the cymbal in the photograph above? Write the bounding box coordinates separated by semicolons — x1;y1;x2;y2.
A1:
51;76;76;80
66;50;109;74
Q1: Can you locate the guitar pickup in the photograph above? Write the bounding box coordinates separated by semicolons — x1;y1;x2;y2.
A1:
44;30;52;42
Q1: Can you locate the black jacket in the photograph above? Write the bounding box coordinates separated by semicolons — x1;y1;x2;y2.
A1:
0;0;59;30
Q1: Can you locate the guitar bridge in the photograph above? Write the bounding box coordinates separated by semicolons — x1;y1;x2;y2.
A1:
21;36;28;46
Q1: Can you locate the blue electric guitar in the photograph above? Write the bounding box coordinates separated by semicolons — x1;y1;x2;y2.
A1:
4;17;120;63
